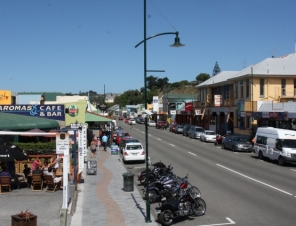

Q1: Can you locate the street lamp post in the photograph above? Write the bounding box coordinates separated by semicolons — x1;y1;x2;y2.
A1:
135;0;184;222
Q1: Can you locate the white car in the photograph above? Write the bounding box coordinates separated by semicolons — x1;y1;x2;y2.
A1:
122;142;145;163
129;119;136;125
147;120;156;127
200;130;216;142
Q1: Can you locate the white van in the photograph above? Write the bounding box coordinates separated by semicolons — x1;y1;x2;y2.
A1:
254;127;296;166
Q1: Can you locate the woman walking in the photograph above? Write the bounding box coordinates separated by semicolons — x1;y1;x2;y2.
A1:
90;139;97;158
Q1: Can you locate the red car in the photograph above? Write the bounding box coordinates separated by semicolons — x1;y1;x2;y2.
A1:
118;116;123;120
116;132;130;145
156;120;167;129
125;118;130;123
169;124;177;133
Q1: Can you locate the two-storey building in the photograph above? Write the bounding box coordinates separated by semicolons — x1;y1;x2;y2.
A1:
196;53;296;137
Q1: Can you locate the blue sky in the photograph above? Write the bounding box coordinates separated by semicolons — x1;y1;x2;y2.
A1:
1;0;296;95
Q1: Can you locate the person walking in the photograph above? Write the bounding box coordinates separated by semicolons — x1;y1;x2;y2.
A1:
102;133;108;151
90;139;97;158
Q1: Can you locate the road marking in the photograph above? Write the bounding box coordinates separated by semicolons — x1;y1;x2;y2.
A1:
291;169;296;172
157;138;161;140
217;164;293;196
169;143;175;147
188;152;196;156
198;217;235;226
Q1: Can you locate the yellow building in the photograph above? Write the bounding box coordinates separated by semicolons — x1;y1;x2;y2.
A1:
196;53;296;137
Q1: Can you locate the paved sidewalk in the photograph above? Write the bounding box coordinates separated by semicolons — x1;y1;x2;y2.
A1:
70;148;158;226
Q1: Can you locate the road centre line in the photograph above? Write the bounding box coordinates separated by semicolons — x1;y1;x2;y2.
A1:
157;138;161;140
291;169;296;171
188;152;197;156
170;143;175;147
198;217;235;226
217;164;293;196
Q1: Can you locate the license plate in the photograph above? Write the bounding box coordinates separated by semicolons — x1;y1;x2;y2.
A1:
132;153;137;156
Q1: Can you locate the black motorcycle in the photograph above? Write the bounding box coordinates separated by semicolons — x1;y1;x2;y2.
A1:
155;186;206;226
137;161;167;185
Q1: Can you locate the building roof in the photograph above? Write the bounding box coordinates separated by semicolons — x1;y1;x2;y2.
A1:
230;53;296;80
85;112;112;122
196;71;239;88
0;112;59;131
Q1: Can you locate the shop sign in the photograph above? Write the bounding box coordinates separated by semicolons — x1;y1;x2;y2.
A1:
262;112;269;118
214;95;223;107
240;111;246;117
56;132;70;156
185;102;193;111
0;90;11;105
170;110;176;115
195;110;202;115
0;104;65;120
246;112;252;117
68;105;79;117
253;112;262;119
269;112;279;118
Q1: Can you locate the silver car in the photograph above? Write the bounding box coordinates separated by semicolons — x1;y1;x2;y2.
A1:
175;125;183;134
188;126;205;139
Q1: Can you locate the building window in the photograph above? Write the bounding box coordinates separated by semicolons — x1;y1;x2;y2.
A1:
240;81;244;98
224;85;229;99
235;82;238;98
281;79;286;96
246;79;250;98
260;79;264;97
294;79;296;96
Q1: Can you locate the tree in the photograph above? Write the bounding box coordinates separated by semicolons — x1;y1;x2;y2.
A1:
196;73;210;84
212;61;221;76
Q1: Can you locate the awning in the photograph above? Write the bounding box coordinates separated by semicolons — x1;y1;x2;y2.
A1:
85;112;112;122
0;112;59;131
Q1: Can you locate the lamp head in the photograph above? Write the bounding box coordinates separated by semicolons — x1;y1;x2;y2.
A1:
170;33;185;47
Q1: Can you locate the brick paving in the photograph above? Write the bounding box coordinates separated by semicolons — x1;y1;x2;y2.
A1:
70;147;158;226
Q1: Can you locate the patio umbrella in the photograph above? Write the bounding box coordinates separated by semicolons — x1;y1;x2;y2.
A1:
0;143;28;161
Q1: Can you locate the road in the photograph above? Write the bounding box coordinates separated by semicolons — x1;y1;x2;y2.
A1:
117;121;296;226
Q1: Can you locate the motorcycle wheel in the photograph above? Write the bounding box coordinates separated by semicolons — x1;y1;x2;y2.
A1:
192;198;206;216
149;190;159;203
158;209;173;226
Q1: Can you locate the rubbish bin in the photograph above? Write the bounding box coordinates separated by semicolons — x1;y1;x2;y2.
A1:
122;172;134;192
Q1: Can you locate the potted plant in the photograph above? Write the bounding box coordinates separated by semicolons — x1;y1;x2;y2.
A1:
11;209;37;226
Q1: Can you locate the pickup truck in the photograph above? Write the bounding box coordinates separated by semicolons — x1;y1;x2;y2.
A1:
156;121;167;129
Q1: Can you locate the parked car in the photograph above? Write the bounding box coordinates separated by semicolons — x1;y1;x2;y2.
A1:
200;130;216;142
175;125;184;134
122;142;145;163
188;126;205;139
125;118;130;123
182;125;192;136
116;132;130;145
119;138;139;153
129;119;136;125
156;120;167;129
147;120;156;127
169;123;177;133
118;116;123;120
222;136;253;152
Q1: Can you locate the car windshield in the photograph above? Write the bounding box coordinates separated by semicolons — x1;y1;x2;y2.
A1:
195;128;204;132
232;137;248;142
206;131;215;135
178;125;183;128
126;145;142;150
280;139;296;148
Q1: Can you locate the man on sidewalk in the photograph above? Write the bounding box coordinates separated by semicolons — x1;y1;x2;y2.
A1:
102;133;108;151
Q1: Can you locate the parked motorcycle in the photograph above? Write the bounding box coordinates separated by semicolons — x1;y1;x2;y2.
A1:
137;161;167;185
155;186;206;226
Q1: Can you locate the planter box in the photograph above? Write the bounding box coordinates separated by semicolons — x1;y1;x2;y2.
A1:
11;214;37;226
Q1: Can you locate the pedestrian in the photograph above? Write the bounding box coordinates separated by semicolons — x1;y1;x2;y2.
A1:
90;139;97;158
102;133;108;151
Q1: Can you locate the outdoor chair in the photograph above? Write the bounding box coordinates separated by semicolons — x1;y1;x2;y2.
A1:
0;176;11;194
31;174;43;191
13;174;27;189
43;175;60;192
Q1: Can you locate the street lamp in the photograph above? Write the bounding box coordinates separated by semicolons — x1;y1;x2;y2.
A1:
135;0;185;223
